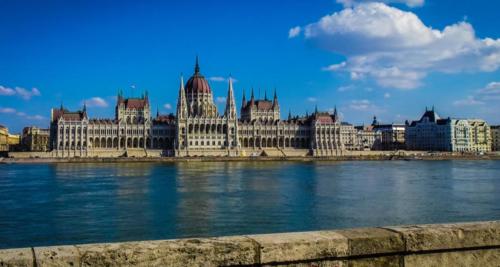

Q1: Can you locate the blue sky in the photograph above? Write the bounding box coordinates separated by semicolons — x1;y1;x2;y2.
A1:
1;0;499;132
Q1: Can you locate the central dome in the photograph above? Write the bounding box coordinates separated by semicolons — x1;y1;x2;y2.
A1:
185;57;212;94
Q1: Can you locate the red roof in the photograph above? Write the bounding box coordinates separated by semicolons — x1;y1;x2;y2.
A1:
242;99;275;111
52;108;86;121
314;112;334;124
118;98;148;109
185;74;211;94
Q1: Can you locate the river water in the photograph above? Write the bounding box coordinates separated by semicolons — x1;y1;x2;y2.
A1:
0;160;499;249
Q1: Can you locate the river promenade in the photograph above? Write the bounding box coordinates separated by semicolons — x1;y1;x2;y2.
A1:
2;151;500;164
1;220;499;266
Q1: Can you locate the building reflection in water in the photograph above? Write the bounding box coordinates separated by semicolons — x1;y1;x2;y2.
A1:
50;163;155;243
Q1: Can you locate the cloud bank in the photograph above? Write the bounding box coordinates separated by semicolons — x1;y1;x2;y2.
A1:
454;81;500;106
83;97;108;108
0;85;41;100
336;0;424;8
291;2;500;89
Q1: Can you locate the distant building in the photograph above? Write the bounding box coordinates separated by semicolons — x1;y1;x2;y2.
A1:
340;122;357;151
354;125;382;150
22;126;50;151
492;126;500;151
405;108;491;152
0;125;8;152
467;119;491;152
371;116;405;150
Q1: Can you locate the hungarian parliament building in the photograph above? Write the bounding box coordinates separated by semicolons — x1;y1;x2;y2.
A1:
49;59;348;157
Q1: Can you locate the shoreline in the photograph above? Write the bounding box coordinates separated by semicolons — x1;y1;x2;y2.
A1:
1;153;499;164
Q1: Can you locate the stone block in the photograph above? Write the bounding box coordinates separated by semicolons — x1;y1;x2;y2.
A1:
404;248;500;267
34;245;80;267
263;260;347;267
348;255;403;267
385;220;500;252
0;248;33;267
335;228;404;256
76;236;258;267
248;231;348;264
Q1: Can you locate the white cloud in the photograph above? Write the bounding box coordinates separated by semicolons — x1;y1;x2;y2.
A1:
216;96;226;103
288;26;301;38
84;97;108;107
26;115;45;120
307;97;317;102
453;96;484;106
0;107;45;121
0;86;15;96
477;81;500;100
294;3;500;89
0;85;41;100
336;0;424;8
163;103;172;109
337;85;355;92
208;76;238;83
384;92;391;98
453;81;500;106
349;99;372;110
0;107;16;114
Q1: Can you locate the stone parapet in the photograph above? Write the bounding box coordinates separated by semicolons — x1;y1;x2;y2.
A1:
0;221;499;266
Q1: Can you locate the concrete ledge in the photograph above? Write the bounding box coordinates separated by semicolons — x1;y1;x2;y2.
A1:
1;221;499;266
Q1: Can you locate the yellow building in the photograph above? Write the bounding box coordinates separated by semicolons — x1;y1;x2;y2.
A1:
22;126;50;151
467;119;491;153
0;125;8;152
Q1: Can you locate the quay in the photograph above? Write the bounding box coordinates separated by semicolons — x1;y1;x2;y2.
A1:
2;150;500;164
1;220;499;266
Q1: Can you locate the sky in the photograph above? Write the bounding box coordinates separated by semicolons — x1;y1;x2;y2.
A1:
1;0;499;133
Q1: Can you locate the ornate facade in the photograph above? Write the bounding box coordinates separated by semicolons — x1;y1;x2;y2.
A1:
49;59;345;157
21;126;50;152
405;108;491;152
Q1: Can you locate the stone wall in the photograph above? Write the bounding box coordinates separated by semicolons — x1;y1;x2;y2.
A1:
0;221;499;266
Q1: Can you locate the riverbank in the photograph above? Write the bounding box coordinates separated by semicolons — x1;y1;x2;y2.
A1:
1;151;499;164
1;220;498;266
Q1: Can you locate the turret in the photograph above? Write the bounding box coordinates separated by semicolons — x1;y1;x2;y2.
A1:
250;88;255;107
241;90;246;108
225;76;237;119
176;75;187;120
333;106;339;122
273;89;279;108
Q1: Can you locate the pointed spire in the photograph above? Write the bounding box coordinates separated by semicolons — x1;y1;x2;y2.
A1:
176;74;187;119
156;106;159;118
241;89;246;108
288;109;292;120
333;106;339;122
264;90;267;101
315;105;318;114
306;110;309;117
250;88;255;106
60;101;63;111
273;88;279;107
225;75;237;118
372;115;378;126
194;55;200;74
83;101;87;113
